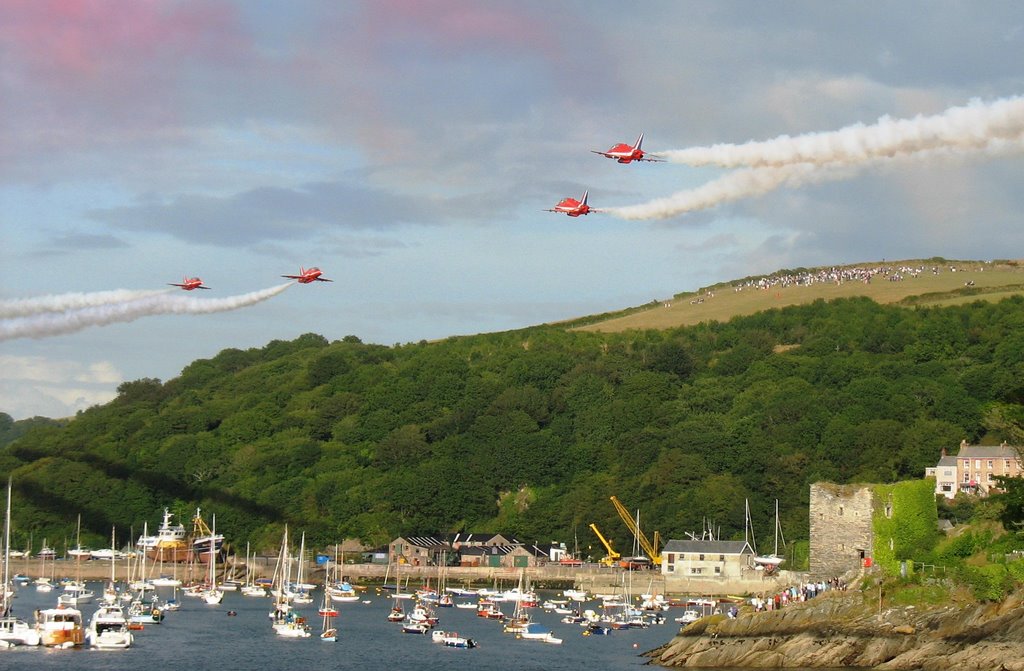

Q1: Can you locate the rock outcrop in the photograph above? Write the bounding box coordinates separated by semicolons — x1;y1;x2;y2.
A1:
653;590;1024;670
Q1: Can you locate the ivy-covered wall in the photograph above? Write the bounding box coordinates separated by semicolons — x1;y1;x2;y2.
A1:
872;479;940;575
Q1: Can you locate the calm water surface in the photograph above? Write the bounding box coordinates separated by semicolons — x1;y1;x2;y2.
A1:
5;581;686;671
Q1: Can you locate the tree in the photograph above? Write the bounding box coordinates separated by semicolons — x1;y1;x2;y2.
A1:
991;475;1024;531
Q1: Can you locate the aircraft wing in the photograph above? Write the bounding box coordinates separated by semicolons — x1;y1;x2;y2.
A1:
315;278;334;282
281;275;302;279
590;150;615;158
196;286;212;289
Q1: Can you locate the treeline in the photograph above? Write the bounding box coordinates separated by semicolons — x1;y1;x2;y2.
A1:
2;295;1023;557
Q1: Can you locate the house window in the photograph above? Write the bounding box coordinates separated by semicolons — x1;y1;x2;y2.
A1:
690;567;703;575
1006;460;1011;469
667;564;675;573
988;460;993;469
666;553;675;564
699;554;705;561
719;555;725;562
975;459;981;469
964;473;970;482
988;473;994;482
714;566;721;574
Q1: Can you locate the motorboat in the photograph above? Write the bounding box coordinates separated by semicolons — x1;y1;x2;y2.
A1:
36;606;84;648
87;603;133;649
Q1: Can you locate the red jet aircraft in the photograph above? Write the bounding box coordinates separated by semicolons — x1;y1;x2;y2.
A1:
545;190;599;217
282;267;333;283
168;276;211;290
591;133;664;163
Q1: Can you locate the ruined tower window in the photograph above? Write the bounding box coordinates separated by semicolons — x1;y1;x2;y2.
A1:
838;506;844;516
885;503;893;518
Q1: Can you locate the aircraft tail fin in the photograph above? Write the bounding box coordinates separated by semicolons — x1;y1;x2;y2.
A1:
633;133;644;151
581;190;589;206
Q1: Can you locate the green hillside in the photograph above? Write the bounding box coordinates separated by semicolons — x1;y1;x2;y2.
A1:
2;263;1024;558
569;258;1024;332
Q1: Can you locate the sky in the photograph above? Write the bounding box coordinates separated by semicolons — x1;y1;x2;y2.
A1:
1;1;1023;420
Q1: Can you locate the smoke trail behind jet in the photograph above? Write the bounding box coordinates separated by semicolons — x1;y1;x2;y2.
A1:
659;96;1024;168
0;283;293;342
606;135;1024;220
0;289;171;319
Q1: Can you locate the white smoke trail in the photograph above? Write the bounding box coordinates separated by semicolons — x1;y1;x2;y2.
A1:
659;96;1024;168
0;283;293;342
606;134;1024;220
0;289;171;319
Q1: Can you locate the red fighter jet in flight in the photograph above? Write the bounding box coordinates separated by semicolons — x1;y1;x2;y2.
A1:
591;133;664;163
282;267;333;284
168;276;211;290
545;190;599;217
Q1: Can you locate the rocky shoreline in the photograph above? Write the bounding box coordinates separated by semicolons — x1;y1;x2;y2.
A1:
651;589;1024;670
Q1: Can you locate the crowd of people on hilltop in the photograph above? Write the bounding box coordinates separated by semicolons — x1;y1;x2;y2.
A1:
734;264;974;293
748;576;848;613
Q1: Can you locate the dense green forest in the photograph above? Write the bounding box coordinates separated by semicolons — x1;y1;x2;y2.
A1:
2;295;1023;557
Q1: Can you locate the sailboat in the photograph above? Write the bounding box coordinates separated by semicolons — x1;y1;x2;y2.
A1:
753;499;786;573
241;542;266;597
58;514;95;606
202;514;224;604
271;526;311;638
319;555;338;641
0;477;42;647
34;537;54;592
291;532;313;604
328;541;359;603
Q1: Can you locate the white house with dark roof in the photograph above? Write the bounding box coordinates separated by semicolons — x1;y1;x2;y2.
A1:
660;539;755;579
925;448;959;499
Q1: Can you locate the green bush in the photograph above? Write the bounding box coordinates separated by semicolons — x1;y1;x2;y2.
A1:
960;564;1011;602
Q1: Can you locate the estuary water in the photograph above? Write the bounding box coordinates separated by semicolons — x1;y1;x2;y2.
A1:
5;581;863;671
5;581;678;671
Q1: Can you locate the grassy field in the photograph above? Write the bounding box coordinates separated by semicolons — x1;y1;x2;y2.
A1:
570;258;1024;333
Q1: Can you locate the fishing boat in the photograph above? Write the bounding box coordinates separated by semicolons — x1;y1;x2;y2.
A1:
0;478;42;647
137;508;189;563
440;631;477;648
190;508;224;563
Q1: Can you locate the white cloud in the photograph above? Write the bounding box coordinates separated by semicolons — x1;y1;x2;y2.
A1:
0;355;123;419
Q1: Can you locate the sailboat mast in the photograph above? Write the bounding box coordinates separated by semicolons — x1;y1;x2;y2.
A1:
2;478;11;616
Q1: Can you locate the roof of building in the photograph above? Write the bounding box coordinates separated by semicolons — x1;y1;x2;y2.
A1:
957;443;1021;460
936;455;957;468
437;532;523;546
662;539;754;555
395;536;450;549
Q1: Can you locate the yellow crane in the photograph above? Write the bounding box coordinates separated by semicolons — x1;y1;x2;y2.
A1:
588;523;621;567
609;495;662;566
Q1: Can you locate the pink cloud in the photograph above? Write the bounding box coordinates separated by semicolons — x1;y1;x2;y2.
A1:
1;0;247;86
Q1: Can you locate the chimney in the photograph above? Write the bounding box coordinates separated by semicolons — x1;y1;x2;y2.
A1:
941;447;947;458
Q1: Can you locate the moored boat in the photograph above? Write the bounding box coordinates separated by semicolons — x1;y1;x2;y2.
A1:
137;508;189;563
87;603;133;649
35;606;84;648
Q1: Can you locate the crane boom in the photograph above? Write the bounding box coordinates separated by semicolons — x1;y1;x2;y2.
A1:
609;495;661;565
588;523;620;566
